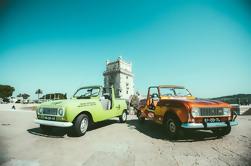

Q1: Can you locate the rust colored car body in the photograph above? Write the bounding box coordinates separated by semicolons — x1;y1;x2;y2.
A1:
137;85;238;138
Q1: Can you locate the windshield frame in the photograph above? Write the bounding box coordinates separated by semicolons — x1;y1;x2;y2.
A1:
159;87;192;97
73;86;101;99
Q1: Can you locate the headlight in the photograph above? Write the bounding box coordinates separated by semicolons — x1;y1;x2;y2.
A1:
38;108;43;114
191;107;200;117
223;108;231;116
58;108;65;116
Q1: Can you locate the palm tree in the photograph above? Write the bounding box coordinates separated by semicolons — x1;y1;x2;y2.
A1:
35;89;43;100
17;93;22;97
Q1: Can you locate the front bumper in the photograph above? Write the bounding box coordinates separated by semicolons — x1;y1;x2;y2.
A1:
181;121;238;129
34;119;73;127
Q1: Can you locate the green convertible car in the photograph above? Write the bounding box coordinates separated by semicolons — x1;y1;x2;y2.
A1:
34;85;128;136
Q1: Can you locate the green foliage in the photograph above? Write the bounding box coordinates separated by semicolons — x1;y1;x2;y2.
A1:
35;89;43;95
130;94;139;108
18;93;30;99
212;94;251;105
22;93;30;99
35;89;43;99
17;93;22;97
0;84;15;100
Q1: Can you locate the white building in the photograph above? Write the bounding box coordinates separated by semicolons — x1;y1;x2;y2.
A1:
103;57;134;100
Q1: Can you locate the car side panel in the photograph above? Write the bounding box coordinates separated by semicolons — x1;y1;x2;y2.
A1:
141;100;189;124
66;99;127;123
65;99;101;122
156;100;189;123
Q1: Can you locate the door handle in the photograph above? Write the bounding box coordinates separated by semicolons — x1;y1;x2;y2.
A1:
116;105;120;109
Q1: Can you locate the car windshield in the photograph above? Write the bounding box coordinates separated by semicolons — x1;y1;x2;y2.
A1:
159;87;192;97
74;87;100;99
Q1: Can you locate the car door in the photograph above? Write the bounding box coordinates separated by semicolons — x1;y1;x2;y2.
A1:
144;87;160;120
96;89;115;121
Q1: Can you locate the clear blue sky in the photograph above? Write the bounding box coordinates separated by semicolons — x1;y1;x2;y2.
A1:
0;0;251;99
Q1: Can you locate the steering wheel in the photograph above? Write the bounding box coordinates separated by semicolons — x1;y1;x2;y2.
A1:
91;91;99;97
165;93;173;96
83;92;91;97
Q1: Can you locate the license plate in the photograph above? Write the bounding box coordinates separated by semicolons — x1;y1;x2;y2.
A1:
204;118;221;123
44;116;56;121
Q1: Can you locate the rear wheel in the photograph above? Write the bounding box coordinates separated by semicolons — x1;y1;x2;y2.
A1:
137;110;145;123
40;125;52;133
212;126;231;137
165;116;181;139
119;110;127;123
72;114;89;136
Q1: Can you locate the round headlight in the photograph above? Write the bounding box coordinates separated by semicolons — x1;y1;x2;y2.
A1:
58;108;64;116
38;108;43;114
223;108;231;116
192;107;200;117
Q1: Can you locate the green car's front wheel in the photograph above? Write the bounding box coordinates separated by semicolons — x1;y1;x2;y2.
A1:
119;110;127;123
72;114;89;136
40;125;52;133
165;116;181;139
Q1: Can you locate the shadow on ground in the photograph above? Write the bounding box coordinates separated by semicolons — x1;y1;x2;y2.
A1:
27;119;118;138
127;119;221;142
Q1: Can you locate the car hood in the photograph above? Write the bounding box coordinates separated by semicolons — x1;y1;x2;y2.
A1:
161;98;230;108
178;98;230;108
39;99;94;108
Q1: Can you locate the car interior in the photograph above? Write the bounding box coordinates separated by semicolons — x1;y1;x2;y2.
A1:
147;87;160;110
100;88;112;110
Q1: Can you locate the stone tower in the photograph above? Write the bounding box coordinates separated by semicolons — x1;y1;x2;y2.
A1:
103;57;134;100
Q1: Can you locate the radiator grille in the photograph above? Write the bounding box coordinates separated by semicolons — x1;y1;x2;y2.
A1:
200;107;224;116
42;108;58;115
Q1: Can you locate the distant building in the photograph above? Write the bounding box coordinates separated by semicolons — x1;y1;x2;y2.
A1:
103;57;134;100
40;93;67;101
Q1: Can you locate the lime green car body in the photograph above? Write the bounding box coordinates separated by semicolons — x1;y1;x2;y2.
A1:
35;85;127;127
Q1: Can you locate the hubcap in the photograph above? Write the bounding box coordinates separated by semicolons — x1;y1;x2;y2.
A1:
80;117;88;133
122;112;127;121
169;121;176;133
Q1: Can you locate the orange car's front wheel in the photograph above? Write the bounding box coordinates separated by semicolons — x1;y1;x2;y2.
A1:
212;126;231;137
165;116;181;139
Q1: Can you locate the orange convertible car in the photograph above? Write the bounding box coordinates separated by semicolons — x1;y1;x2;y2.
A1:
137;85;238;139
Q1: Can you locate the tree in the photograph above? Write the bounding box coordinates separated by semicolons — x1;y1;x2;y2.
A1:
0;84;15;102
35;89;43;99
130;94;140;108
22;93;30;99
17;93;22;97
17;93;30;99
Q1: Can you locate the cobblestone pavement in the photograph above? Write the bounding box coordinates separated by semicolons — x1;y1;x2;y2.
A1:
0;111;250;166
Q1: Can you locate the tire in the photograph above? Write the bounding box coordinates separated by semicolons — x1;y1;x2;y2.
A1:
119;110;127;123
40;125;52;133
165;116;181;139
212;126;231;137
72;114;89;136
137;110;145;123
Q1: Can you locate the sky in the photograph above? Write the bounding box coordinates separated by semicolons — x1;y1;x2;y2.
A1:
0;0;251;99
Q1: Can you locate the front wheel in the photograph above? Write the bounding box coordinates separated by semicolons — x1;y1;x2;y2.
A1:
72;114;89;136
119;110;127;123
137;110;145;123
40;125;53;133
165;116;181;139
